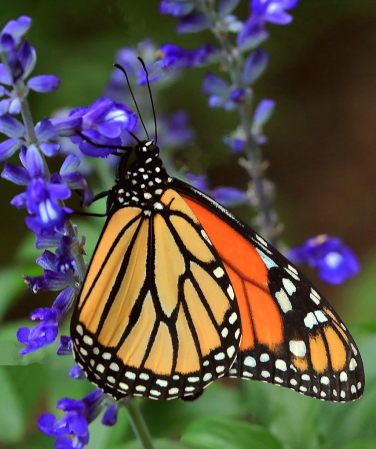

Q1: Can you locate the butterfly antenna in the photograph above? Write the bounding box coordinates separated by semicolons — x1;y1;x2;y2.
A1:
113;63;149;141
137;56;158;144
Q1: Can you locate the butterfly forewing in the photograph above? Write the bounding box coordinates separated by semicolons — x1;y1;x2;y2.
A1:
71;189;241;400
173;179;365;402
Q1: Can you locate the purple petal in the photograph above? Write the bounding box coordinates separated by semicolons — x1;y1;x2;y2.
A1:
18;41;36;79
0;138;22;161
0;64;12;84
56;335;72;355
212;186;248;205
9;98;21;114
26;144;45;178
35;118;58;141
69;365;87;380
101;404;118;426
177;11;210;34
253;99;275;126
0;34;15;52
50;115;83;137
243;48;269;85
35;232;62;249
202;72;230;97
0;114;25;138
159;0;196;17
11;192;27;208
223;136;245;153
53;288;75;315
2;16;32;38
0;98;11;115
2;162;31;185
186;173;209;192
48;183;71;200
237;16;269;50
36;250;57;270
17;327;31;345
27;75;61;93
60;154;82;175
40;142;60;156
219;0;241;15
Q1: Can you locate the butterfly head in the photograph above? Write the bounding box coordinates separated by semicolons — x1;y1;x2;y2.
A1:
135;139;160;159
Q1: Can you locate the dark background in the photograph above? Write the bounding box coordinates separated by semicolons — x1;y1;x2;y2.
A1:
0;1;376;448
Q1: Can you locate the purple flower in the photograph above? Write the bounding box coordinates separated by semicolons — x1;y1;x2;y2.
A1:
287;235;360;285
17;287;75;354
23;250;76;294
223;136;245;153
50;98;138;157
1;16;32;44
38;390;107;449
251;0;300;25
203;73;243;111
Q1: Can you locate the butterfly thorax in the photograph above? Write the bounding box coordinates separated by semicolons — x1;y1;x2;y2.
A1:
112;140;172;215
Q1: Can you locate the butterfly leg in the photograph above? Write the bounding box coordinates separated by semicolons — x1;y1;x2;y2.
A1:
73;190;114;217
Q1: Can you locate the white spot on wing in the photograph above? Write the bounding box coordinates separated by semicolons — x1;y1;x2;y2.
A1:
244;356;256;367
289;340;306;357
276;289;292;313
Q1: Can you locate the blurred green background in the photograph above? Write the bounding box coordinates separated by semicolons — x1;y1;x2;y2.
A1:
1;1;376;448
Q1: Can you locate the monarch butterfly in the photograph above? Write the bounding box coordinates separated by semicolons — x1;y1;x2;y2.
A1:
70;63;364;403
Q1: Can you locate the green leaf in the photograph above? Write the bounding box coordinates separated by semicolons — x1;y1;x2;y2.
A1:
319;377;376;448
0;267;27;319
0;366;25;443
121;438;190;449
143;381;246;438
342;438;376;449
181;417;283;449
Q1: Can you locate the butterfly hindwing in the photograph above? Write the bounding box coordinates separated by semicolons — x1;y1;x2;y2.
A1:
173;178;365;402
71;189;241;400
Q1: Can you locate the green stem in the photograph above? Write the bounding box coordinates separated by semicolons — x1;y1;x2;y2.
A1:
125;399;155;449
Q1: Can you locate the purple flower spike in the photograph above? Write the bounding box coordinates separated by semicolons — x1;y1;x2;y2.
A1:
57;335;72;355
177;11;210;34
27;75;61;93
287;235;360;285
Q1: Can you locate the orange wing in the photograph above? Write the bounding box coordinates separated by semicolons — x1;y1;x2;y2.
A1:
173;179;365;402
70;189;241;400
